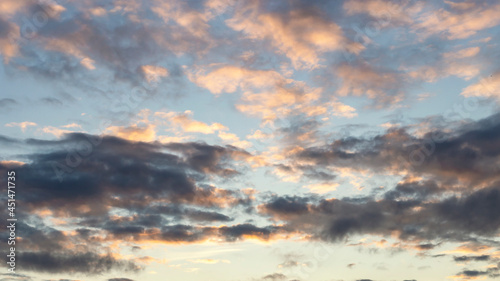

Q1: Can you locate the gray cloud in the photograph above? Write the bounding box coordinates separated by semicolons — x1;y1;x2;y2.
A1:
0;133;253;215
454;255;490;262
293;112;500;186
18;251;142;275
260;182;500;242
262;273;287;280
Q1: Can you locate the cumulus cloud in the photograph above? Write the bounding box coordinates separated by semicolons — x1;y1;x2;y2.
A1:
259;183;500;243
416;1;500;40
0;133;255;216
190;64;354;124
291;113;500;186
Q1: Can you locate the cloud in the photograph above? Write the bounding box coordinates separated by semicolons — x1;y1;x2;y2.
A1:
151;0;212;40
0;273;33;281
303;182;339;194
40;97;63;106
247;130;271;140
452;270;489;279
140;65;169;83
453;255;490;262
336;63;405;107
190;65;339;124
41;126;80;138
257;183;500;243
416;1;500;40
0;0;200;95
259;196;310;220
105;124;157;142
0;16;19;62
218;131;252;149
262;273;286;280
292;112;500;186
5;121;37;132
461;72;500;100
155;110;228;134
18;251;142;275
189;65;286;95
0;98;16;109
406;46;481;83
344;0;420;24
226;1;362;69
443;47;480;60
0;133;255;215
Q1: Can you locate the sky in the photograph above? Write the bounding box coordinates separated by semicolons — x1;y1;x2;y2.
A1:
0;0;500;280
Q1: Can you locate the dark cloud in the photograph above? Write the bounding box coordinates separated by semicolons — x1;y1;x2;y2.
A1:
219;224;277;242
465;262;500;278
293;112;500;186
454;255;491;262
458;270;489;277
0;221;142;276
258;182;500;242
383;181;442;201
262;273;286;280
0;222;67;253
0;135;18;145
0;133;253;215
0;133;269;274
18;251;142;275
260;196;310;219
0;98;17;109
40;97;63;106
415;243;438;250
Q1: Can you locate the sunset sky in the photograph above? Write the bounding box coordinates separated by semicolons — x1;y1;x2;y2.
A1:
1;0;500;280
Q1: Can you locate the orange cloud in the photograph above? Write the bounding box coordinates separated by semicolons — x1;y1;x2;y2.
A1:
416;2;500;40
189;65;282;95
140;65;169;83
344;0;421;24
191;65;338;123
6;121;37;132
303;182;339;194
152;0;211;39
155;110;227;134
461;73;500;100
218;131;252;149
337;63;403;106
105;124;157;142
226;1;363;69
